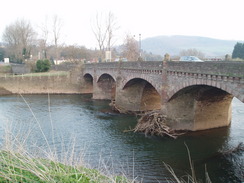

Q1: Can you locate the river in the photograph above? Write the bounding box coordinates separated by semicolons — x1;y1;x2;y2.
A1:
0;94;243;182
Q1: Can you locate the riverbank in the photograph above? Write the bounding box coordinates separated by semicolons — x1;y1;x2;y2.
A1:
0;150;129;183
0;94;131;183
0;71;83;95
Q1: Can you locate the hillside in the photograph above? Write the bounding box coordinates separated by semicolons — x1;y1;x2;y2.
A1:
141;35;239;57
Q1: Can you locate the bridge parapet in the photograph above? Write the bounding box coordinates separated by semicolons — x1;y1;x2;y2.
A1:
167;71;243;84
82;61;244;131
84;61;244;101
167;61;244;78
85;61;244;78
85;61;163;70
119;61;163;70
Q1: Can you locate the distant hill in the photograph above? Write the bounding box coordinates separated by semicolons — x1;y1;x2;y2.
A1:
141;35;240;57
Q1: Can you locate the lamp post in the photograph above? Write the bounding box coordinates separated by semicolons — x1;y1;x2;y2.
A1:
139;34;141;57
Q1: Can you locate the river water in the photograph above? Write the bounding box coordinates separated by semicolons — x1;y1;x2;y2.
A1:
0;94;243;182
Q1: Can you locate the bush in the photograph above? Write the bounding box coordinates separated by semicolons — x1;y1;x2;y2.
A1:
36;59;51;72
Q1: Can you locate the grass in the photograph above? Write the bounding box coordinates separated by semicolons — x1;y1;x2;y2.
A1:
0;94;215;183
163;143;212;183
231;58;244;62
0;151;128;183
0;71;69;78
23;71;69;77
0;94;131;183
0;129;213;183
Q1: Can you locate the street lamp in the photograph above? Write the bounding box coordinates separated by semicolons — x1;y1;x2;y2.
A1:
139;34;141;57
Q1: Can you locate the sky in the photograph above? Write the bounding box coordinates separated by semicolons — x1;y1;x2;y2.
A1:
1;0;244;49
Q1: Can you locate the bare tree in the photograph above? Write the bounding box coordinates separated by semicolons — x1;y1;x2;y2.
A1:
92;13;107;61
2;19;36;63
180;48;205;59
122;34;139;61
92;11;119;62
60;45;89;62
106;12;119;61
38;17;49;59
52;15;63;60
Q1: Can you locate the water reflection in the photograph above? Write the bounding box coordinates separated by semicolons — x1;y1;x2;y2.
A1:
0;95;243;183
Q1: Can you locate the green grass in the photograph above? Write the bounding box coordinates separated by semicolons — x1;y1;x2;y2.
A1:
0;71;69;78
17;71;69;77
0;151;128;183
0;94;131;183
0;94;213;183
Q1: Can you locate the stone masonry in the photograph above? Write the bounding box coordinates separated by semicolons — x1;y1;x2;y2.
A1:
83;61;244;131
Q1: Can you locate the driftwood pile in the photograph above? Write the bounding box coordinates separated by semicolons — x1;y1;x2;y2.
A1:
133;110;184;139
110;100;185;139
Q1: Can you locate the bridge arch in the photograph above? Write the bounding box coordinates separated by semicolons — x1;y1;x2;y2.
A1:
83;73;93;80
94;73;116;100
82;73;93;93
96;73;116;83
168;78;243;103
121;75;161;95
115;78;161;112
167;85;233;131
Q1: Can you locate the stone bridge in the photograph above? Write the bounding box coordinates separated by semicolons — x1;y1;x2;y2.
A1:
82;61;244;131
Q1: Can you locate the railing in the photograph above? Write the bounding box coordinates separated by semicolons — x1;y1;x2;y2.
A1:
84;61;244;79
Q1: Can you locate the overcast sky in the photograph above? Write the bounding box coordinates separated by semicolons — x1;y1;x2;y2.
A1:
1;0;243;48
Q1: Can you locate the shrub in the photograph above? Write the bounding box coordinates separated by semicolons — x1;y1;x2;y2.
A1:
36;59;51;72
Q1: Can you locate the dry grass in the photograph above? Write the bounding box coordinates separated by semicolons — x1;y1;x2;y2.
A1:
0;71;69;78
0;94;131;183
164;143;212;183
0;94;215;183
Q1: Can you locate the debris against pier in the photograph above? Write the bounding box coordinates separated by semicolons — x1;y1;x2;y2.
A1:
133;110;185;139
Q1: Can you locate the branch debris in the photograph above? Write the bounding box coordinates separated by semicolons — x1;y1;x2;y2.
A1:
129;110;185;139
